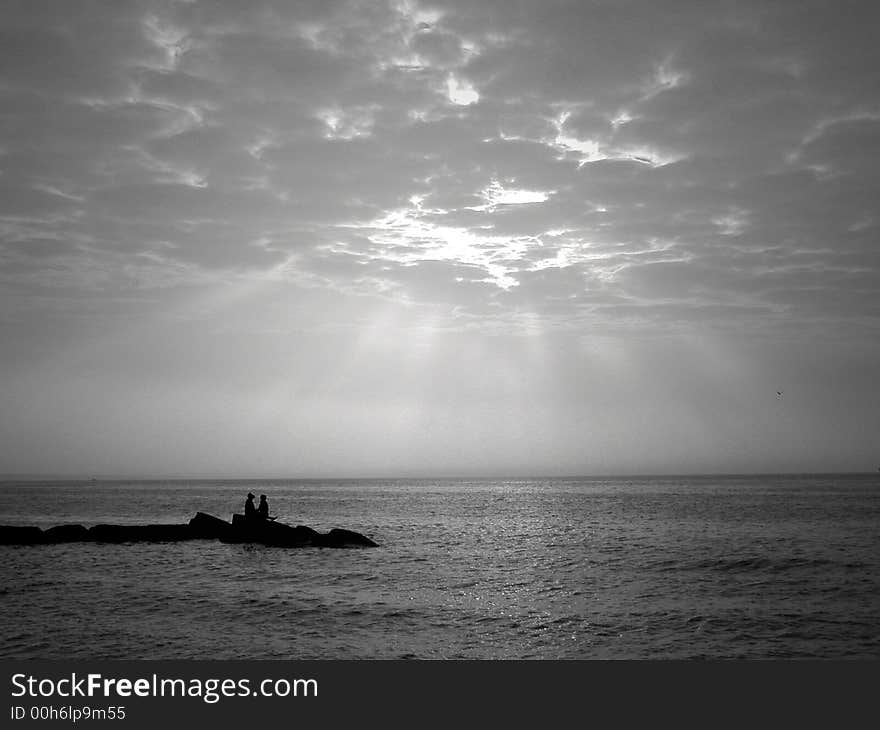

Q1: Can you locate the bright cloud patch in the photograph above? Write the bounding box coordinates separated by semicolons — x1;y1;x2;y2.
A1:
550;112;603;165
316;107;376;140
346;198;535;290
445;75;479;105
467;180;552;211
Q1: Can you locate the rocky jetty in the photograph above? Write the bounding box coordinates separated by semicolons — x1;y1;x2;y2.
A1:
0;525;43;545
223;513;378;548
0;512;378;549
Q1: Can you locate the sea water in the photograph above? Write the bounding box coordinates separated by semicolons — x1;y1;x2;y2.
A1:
1;475;878;659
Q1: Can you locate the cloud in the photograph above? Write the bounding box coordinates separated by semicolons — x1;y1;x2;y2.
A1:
0;0;878;340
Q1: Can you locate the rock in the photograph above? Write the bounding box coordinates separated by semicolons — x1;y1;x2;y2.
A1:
89;524;132;542
314;528;379;548
224;514;377;548
137;524;194;542
89;524;194;542
275;524;321;547
0;525;44;545
1;514;378;548
43;524;90;543
327;527;378;547
188;512;232;539
225;514;314;547
88;524;125;542
299;525;323;539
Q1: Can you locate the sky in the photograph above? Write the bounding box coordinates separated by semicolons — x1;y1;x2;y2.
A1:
1;0;879;478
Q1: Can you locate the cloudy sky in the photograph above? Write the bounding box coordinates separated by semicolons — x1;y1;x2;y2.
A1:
1;0;879;477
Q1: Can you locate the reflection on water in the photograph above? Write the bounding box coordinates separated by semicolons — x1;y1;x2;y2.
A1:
1;475;879;658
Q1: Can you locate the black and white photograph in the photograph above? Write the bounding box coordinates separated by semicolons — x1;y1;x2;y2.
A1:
1;0;879;670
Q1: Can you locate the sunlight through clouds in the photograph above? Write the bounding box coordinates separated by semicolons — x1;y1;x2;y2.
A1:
351;199;529;290
445;74;480;105
2;0;880;476
550;110;603;165
467;180;552;211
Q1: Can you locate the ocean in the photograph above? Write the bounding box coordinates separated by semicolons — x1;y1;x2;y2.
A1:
1;475;878;659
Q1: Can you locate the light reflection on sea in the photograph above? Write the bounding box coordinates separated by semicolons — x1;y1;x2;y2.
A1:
1;475;878;658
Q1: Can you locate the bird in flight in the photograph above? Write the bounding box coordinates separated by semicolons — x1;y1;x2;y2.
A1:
776;390;783;398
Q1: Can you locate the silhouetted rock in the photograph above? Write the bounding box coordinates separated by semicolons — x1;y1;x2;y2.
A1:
224;514;377;548
225;514;314;547
292;524;323;541
316;528;379;548
44;524;90;543
88;524;124;542
89;524;194;542
138;524;194;541
0;525;43;545
188;512;232;539
0;514;378;548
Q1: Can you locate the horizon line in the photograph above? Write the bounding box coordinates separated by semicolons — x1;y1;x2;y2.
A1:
0;470;876;483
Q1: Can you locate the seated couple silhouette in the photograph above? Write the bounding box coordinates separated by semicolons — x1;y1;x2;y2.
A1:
244;493;275;521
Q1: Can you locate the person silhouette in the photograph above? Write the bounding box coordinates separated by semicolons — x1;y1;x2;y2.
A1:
244;492;257;519
257;494;272;520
